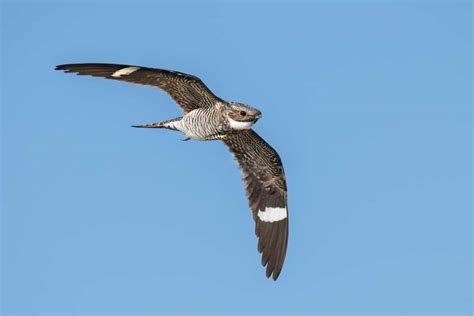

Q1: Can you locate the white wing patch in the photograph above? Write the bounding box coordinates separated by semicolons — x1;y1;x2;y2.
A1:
257;207;287;223
228;117;254;130
111;67;140;78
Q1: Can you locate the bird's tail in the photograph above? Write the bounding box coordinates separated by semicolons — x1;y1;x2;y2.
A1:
132;117;182;130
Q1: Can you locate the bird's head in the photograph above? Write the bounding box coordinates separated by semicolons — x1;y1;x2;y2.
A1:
225;102;262;130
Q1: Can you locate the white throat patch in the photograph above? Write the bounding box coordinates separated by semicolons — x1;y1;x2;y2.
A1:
228;117;253;130
257;207;287;223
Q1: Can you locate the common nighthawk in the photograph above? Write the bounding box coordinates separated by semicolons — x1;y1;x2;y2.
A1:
55;63;289;280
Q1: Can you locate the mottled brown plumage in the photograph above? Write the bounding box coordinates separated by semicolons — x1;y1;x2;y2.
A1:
56;63;289;280
55;63;222;113
223;130;288;280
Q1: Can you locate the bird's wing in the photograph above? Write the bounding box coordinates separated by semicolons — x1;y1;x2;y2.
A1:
223;129;288;280
55;63;223;113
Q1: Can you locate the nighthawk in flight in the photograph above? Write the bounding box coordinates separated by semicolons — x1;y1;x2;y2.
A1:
56;63;289;280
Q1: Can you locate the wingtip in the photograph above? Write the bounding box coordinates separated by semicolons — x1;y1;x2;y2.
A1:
55;64;67;71
265;269;280;281
272;269;282;281
55;63;83;72
55;64;74;73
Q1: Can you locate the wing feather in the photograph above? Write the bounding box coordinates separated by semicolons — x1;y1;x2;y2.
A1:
55;63;223;113
223;130;288;280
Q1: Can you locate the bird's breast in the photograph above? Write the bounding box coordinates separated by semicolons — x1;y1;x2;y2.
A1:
181;108;223;140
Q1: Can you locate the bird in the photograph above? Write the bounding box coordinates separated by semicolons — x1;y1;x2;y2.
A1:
55;63;289;280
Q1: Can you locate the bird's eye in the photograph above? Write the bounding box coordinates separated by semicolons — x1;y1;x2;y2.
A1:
240;111;247;116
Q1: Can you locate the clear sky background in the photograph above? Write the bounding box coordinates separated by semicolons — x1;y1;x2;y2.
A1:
1;1;472;315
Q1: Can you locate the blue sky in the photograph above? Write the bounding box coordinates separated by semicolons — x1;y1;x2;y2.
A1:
1;1;472;315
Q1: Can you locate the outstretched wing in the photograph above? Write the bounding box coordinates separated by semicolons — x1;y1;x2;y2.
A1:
55;63;223;113
223;130;288;280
